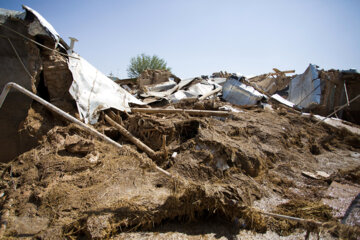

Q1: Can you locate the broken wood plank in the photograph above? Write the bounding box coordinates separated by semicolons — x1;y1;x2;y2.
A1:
198;87;222;101
104;114;171;177
270;69;295;75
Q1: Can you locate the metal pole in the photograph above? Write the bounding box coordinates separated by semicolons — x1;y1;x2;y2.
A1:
0;82;122;149
259;211;322;225
69;37;78;52
0;82;172;177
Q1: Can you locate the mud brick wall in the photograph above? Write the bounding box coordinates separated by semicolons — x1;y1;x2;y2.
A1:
0;19;42;163
41;49;74;113
0;18;75;162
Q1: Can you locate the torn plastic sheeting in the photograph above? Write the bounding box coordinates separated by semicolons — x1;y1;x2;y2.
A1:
141;78;218;101
146;80;177;92
140;78;196;99
271;94;295;108
168;81;220;102
22;5;60;42
141;84;179;98
68;53;144;124
187;82;216;96
287;64;321;109
168;90;196;103
222;79;266;106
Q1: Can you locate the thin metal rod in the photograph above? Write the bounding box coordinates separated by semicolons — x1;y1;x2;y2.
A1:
344;81;350;106
259;211;322;225
0;82;122;149
0;24;79;59
315;94;360;125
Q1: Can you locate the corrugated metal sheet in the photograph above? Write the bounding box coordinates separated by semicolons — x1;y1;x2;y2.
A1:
222;79;265;105
288;64;321;109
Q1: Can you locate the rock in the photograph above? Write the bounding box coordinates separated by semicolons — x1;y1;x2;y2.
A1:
302;171;319;179
302;170;330;179
65;135;95;154
316;171;330;178
85;214;111;239
9;216;49;236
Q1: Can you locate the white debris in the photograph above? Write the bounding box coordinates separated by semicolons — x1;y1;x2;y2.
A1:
271;94;295;108
68;53;144;124
219;105;244;113
88;151;100;163
302;113;360;135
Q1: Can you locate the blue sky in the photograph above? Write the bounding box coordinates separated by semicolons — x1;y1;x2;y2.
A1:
1;0;360;79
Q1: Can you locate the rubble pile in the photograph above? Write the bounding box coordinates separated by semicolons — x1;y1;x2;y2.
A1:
0;5;359;240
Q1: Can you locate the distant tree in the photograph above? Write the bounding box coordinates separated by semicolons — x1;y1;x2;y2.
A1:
127;53;171;78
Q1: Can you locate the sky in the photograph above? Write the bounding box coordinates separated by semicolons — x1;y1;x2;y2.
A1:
1;0;360;79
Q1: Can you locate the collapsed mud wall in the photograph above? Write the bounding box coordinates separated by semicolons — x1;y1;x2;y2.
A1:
0;10;75;163
314;70;360;124
342;72;360;123
0;14;42;163
41;48;75;113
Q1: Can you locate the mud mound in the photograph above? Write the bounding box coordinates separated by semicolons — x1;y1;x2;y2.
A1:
0;104;359;239
0;124;262;239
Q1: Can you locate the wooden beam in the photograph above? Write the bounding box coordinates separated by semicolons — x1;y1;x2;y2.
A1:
198;87;222;101
104;114;171;177
131;108;231;117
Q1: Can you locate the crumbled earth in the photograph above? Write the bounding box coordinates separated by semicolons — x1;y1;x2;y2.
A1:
0;100;359;239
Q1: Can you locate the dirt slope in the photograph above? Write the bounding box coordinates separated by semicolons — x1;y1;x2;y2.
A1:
0;102;359;239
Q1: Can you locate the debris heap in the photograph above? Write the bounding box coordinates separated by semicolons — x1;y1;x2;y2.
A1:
0;5;359;240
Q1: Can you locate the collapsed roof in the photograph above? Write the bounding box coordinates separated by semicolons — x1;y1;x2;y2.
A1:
0;5;359;239
0;5;143;162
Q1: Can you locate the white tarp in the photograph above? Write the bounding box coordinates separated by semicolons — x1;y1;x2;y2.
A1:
68;53;144;124
288;64;321;109
222;79;266;105
140;78;221;103
23;5;60;42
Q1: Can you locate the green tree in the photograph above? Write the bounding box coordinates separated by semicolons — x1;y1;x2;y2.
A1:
127;53;171;78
